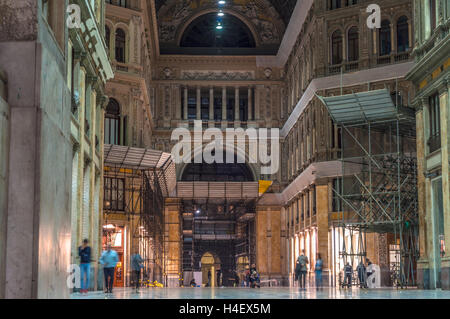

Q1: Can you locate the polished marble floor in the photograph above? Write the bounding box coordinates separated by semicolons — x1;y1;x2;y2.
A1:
70;287;450;299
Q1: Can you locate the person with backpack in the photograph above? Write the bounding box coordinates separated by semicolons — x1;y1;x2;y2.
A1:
314;254;323;288
296;250;309;289
78;239;91;294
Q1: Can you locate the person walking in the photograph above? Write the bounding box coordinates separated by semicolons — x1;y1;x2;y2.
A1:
249;264;260;288
357;260;367;288
297;250;309;289
131;249;143;292
100;244;119;294
245;268;250;287
314;254;323;288
78;239;91;294
344;262;353;288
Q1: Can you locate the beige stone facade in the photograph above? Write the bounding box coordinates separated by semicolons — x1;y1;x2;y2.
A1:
407;0;450;289
0;0;112;298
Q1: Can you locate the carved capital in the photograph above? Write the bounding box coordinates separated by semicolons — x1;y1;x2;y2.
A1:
99;95;109;110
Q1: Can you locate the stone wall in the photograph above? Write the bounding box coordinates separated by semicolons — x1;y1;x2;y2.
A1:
0;0;72;298
0;70;9;299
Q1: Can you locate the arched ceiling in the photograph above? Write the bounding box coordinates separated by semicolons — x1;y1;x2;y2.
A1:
154;0;298;55
155;0;298;26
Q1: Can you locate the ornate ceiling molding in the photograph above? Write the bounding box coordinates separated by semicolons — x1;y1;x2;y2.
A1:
156;0;286;47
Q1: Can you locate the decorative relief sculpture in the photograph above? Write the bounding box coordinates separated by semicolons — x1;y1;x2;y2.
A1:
181;70;255;81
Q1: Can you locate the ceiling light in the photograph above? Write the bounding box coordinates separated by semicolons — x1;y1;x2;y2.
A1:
218;10;224;17
216;23;223;30
218;0;226;4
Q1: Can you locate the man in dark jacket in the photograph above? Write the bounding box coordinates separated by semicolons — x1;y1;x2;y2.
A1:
357;261;367;288
78;239;91;294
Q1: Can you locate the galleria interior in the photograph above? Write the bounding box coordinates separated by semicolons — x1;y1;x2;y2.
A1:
0;0;449;298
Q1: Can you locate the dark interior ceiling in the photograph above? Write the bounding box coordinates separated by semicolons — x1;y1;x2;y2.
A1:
154;0;298;26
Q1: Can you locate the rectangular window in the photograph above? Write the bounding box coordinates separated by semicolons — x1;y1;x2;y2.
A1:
428;93;441;153
301;195;304;221
104;177;125;211
105;117;120;145
332;179;343;212
201;93;209;120
430;0;437;31
188;90;197;120
306;191;310;218
312;185;317;216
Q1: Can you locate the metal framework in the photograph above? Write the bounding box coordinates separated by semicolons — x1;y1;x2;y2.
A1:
318;89;420;288
103;145;175;286
181;197;256;286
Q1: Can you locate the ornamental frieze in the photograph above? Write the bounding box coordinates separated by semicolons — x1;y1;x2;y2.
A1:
181;70;255;81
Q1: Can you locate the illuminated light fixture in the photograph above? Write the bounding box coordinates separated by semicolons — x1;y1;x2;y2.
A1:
218;10;224;17
196;209;201;214
216;22;223;30
103;224;115;230
218;0;226;4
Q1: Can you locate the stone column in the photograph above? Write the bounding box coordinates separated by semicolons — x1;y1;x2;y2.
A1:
164;198;182;287
439;80;450;289
175;85;181;120
316;182;330;286
196;86;201;120
235;86;240;121
256;206;283;285
222;86;227;121
248;87;253;121
0;71;9;299
184;87;188;120
209;87;214;121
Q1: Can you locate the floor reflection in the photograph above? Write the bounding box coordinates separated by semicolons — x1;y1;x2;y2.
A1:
70;287;450;299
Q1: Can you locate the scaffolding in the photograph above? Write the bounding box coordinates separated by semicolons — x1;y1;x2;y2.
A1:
103;145;176;286
318;89;419;288
180;197;257;286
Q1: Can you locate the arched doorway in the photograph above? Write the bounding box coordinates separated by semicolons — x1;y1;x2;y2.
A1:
200;252;221;287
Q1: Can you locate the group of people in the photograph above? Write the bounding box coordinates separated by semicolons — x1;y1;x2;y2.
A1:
294;250;324;289
77;239;144;295
344;259;374;288
293;249;376;290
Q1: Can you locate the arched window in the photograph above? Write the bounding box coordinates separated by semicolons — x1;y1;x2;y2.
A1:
105;98;121;145
180;13;256;48
379;20;391;56
347;26;359;62
181;153;254;182
115;28;126;63
105;25;111;50
331;30;343;65
397;16;409;52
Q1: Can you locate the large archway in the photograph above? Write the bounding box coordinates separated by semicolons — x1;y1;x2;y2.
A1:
179;153;257;287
